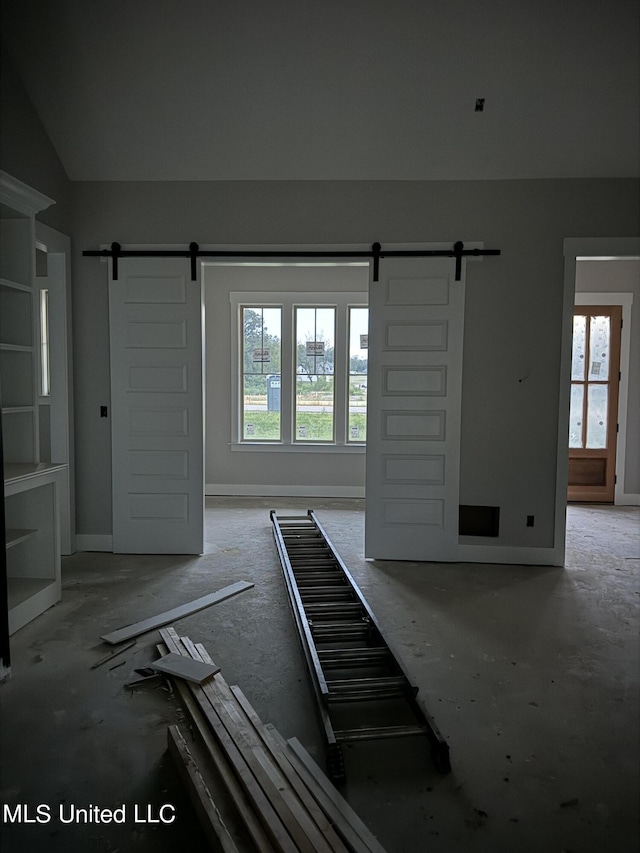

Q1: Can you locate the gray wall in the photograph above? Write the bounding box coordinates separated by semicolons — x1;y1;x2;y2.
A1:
71;178;639;549
0;45;70;232
575;259;640;496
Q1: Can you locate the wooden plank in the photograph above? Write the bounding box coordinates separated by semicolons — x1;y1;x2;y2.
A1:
157;642;276;853
160;629;298;853
167;724;240;853
287;738;388;853
268;728;372;853
175;632;333;853
90;639;136;669
101;580;254;644
209;679;334;853
230;685;349;853
151;652;220;683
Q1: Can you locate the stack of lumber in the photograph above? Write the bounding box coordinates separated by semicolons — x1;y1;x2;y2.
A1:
158;626;387;853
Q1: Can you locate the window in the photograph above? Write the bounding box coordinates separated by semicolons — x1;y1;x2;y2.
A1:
241;307;282;441
232;291;368;448
348;307;368;443
295;307;335;441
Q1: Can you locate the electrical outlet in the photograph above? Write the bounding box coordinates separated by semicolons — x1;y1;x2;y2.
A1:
526;515;535;527
100;405;108;417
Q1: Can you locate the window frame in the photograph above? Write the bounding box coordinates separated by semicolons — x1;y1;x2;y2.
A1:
230;290;368;452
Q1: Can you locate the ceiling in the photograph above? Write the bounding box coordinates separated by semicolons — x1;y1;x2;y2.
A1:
2;0;639;182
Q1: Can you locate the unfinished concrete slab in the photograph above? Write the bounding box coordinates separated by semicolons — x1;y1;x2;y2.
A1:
0;498;638;852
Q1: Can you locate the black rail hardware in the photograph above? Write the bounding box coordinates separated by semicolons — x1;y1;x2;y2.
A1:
84;241;500;282
270;509;451;782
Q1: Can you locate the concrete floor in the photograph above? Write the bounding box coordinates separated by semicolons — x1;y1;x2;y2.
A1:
1;499;638;853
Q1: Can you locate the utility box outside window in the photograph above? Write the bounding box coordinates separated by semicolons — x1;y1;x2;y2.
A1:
267;375;281;412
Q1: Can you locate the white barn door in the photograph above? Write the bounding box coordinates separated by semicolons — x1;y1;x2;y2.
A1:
365;256;465;562
109;257;204;554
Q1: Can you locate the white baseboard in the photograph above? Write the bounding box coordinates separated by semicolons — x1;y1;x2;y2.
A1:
616;493;640;506
206;483;365;499
458;544;563;567
76;534;113;552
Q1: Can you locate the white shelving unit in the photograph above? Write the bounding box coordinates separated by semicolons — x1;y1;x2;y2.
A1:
1;171;66;635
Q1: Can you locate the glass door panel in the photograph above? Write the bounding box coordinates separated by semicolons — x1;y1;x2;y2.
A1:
568;306;621;503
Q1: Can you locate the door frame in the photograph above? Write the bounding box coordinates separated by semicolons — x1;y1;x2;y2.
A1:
35;222;75;555
557;237;640;561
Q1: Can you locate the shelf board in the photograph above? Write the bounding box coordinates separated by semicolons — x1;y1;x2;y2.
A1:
2;406;35;414
5;528;38;549
7;577;57;613
4;461;68;486
0;276;32;293
0;343;33;352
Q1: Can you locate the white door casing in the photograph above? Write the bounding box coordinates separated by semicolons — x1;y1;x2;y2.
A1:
35;222;75;555
109;257;204;554
365;256;465;561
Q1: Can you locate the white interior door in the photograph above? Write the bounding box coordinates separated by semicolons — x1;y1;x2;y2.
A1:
109;257;204;554
365;255;465;561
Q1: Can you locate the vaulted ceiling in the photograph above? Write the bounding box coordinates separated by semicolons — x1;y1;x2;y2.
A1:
2;0;639;181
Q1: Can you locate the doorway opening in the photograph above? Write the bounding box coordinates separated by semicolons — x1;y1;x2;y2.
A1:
559;240;639;565
202;261;370;499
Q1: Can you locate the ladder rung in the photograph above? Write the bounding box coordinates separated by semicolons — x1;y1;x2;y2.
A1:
310;623;370;639
296;574;347;586
299;588;354;602
327;688;405;702
317;648;390;667
305;602;364;618
327;676;406;692
334;724;430;741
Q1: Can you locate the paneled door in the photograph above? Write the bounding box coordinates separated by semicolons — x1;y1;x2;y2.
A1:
365;256;464;561
109;257;204;553
568;306;622;503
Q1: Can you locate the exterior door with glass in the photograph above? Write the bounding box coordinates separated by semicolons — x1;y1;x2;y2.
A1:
568;306;622;502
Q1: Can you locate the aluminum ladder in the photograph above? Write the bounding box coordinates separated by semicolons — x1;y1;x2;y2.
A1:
270;509;451;781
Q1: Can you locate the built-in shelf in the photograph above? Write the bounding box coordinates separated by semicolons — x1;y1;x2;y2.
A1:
2;170;60;639
5;528;38;549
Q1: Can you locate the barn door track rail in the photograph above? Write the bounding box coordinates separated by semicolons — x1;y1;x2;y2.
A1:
83;241;500;282
270;509;451;782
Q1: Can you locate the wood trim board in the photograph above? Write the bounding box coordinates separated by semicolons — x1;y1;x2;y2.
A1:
167;724;240;853
101;580;254;644
287;738;388;853
152;652;220;683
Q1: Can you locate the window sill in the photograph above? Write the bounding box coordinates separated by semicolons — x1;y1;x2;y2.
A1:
230;442;366;454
